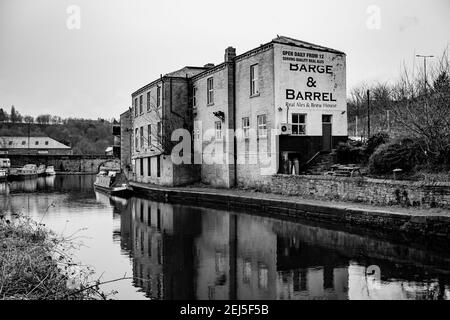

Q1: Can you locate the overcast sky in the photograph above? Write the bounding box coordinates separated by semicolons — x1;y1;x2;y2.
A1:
0;0;449;119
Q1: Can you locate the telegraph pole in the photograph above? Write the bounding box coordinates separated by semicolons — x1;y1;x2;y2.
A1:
367;89;370;139
416;54;434;92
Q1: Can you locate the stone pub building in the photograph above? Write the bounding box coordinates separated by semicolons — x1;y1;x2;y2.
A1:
124;36;347;188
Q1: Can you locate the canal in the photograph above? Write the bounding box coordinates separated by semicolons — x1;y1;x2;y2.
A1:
1;174;450;300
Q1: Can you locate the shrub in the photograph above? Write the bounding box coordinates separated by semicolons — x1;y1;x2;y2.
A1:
368;137;427;174
335;140;364;164
364;132;389;158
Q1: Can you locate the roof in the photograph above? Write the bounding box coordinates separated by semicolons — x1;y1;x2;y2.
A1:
0;136;71;149
164;66;207;77
132;66;207;97
271;35;345;55
130;36;345;97
192;35;345;81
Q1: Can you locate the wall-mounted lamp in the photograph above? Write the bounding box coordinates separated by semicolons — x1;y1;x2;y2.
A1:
213;111;225;122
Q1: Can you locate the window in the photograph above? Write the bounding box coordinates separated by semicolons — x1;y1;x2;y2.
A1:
147;92;151;111
215;121;222;140
157;156;161;177
139;95;143;114
250;64;259;96
8;141;12;145
207;77;214;105
148;157;151;176
147;124;152;147
140;158;144;176
192;86;197;108
45;141;49;145
157;121;162;140
35;141;39;145
140;126;144;148
135;128;139;150
322;114;332;123
157;86;161;108
242;117;250;139
134;98;138;117
22;141;26;145
292;114;306;135
193;129;200;141
258;263;268;289
243;260;252;284
257;114;267;137
147;205;152;226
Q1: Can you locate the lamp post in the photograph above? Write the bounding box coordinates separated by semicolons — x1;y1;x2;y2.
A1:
416;54;434;92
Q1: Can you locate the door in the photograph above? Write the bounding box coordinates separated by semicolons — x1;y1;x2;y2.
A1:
322;115;332;152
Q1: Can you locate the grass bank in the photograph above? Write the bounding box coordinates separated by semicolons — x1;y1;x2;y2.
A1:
0;213;106;300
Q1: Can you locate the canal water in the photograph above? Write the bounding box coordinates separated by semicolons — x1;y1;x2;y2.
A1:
1;174;450;300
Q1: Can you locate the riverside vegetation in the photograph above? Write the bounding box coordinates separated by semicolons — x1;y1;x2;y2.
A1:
0;212;121;300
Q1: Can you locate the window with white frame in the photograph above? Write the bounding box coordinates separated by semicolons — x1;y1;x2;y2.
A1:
250;64;259;96
192;86;197;108
292;114;306;135
207;77;214;105
215;121;222;140
257;114;267;137
242;117;250;139
139;95;143;114
146;92;151;111
157;86;161;108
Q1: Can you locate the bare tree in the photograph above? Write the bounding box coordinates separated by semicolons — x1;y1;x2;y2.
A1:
388;49;450;167
133;93;192;156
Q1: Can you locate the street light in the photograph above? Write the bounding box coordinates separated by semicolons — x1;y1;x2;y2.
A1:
416;54;434;92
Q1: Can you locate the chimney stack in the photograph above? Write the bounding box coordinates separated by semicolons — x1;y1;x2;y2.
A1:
224;46;236;62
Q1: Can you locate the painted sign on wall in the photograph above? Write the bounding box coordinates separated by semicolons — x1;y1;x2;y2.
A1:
274;43;347;136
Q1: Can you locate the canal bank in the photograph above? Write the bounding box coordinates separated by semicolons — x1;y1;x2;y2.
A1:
130;181;450;239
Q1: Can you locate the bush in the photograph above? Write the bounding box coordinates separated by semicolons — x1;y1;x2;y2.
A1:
368;137;427;174
364;132;389;158
335;140;364;164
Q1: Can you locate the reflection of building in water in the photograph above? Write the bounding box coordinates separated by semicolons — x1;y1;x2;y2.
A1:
129;198;201;299
194;210;232;300
235;215;277;300
123;199;450;300
276;234;349;300
0;182;9;195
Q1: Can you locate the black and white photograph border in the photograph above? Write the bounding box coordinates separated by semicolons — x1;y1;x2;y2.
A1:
0;0;449;308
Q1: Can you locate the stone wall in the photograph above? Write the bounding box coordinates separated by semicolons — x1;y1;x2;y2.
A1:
8;154;115;173
255;174;450;209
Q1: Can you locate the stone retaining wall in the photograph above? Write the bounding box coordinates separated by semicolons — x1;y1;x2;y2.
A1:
259;175;450;209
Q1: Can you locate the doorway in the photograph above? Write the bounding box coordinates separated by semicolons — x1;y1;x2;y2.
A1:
322;115;332;152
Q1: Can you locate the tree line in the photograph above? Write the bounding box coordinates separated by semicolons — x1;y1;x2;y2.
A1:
0;107;115;155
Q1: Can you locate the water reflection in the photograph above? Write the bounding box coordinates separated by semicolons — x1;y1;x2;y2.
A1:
123;197;450;300
1;175;450;300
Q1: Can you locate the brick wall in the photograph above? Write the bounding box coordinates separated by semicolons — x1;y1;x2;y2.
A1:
254;174;450;209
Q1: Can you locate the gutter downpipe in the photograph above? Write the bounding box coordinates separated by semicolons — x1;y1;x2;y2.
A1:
233;59;237;187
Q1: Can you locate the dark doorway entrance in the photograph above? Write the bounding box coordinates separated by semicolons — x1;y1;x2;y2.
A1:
322;115;332;152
